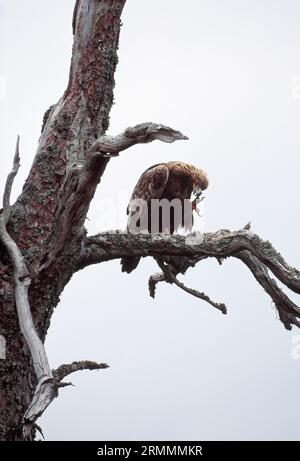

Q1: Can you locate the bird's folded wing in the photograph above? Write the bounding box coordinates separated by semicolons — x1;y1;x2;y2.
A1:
127;164;169;215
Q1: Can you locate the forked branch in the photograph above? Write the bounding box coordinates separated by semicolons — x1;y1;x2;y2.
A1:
153;257;227;314
41;122;188;271
0;140;108;440
0;138;53;438
78;228;300;330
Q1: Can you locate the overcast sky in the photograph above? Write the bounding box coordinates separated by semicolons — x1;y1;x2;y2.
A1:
1;0;300;441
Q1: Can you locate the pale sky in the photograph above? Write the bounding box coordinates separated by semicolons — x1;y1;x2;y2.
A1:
1;0;300;440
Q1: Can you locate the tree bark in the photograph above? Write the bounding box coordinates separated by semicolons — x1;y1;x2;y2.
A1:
0;0;126;441
0;0;299;441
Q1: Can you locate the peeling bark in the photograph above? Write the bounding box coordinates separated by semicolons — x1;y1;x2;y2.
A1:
0;0;299;441
0;0;126;441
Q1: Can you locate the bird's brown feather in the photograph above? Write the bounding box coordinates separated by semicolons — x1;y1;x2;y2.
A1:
121;161;208;273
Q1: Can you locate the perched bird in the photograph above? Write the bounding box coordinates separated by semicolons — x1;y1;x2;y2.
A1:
121;161;209;273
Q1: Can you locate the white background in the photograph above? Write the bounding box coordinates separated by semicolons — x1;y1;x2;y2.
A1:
1;0;300;440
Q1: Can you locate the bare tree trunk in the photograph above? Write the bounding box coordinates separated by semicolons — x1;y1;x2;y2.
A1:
0;0;299;441
0;294;34;440
0;0;126;441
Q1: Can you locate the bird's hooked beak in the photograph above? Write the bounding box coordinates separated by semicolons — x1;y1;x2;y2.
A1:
191;188;205;216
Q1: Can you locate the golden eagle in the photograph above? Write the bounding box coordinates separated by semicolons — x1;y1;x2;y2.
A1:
121;161;209;273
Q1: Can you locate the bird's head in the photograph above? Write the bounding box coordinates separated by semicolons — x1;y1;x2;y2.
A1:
191;167;209;199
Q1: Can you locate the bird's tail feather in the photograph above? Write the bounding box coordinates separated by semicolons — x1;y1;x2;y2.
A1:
121;256;141;273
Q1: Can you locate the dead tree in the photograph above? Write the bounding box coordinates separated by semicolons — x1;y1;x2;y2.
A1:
0;0;299;441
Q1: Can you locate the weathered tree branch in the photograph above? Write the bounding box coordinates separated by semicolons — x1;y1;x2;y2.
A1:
0;141;109;439
52;361;109;383
11;0;127;277
39;122;188;272
148;272;166;299
79;230;300;294
1;0;298;441
153;257;227;314
2;136;20;224
87;122;188;158
236;250;300;330
0;139;54;438
0;1;128;440
77;228;300;330
22;360;109;440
